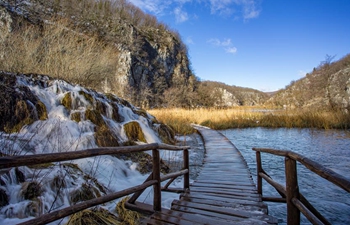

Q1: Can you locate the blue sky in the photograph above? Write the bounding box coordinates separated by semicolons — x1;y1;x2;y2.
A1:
127;0;350;92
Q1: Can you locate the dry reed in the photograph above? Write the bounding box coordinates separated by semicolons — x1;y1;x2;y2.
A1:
148;108;350;134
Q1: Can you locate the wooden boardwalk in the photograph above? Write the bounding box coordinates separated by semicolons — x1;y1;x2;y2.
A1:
144;126;278;225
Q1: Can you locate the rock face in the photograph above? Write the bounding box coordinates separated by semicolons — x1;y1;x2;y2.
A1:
267;54;350;111
0;1;195;108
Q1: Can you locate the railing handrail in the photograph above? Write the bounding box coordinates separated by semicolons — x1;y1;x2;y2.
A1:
1;143;190;225
253;147;350;225
0;143;190;169
252;148;350;193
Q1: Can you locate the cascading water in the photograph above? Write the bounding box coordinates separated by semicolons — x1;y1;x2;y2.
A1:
0;73;178;224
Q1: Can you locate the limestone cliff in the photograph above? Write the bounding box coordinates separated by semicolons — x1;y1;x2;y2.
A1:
0;0;195;108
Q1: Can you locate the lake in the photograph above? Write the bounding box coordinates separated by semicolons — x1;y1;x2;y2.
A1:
222;128;350;225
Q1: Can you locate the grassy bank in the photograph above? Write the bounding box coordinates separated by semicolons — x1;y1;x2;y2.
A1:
148;108;350;135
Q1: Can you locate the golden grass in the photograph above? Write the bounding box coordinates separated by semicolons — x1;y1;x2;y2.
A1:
148;107;350;134
0;19;118;92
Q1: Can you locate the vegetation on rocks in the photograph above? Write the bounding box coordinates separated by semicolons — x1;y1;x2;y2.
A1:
123;121;147;143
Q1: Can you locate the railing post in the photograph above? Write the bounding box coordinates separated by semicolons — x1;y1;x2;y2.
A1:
285;156;300;225
152;149;161;211
183;148;190;190
256;151;263;196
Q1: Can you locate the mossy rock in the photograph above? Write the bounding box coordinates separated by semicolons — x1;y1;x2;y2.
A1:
0;73;42;133
116;197;141;225
94;124;119;147
0;189;9;207
21;181;42;200
85;109;105;127
95;100;108;117
70;183;101;204
51;175;67;191
70;112;81;123
156;124;176;145
111;103;123;122
15;168;25;183
79;90;93;105
83;175;107;195
67;207;121;225
28;162;55;170
123;121;146;143
116;152;170;174
62;163;83;173
35;101;48;120
61;92;72;110
133;108;148;118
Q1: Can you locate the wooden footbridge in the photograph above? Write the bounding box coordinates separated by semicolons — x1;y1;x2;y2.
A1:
1;127;349;225
143;126;278;225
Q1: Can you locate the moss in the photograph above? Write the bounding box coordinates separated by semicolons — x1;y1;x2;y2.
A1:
116;197;141;225
133;108;148;118
4;100;34;133
123;121;147;143
94;124;119;147
111;103;123;122
51;175;67;191
70;183;101;204
28;162;55;169
116;152;170;175
61;92;72;110
79;90;94;104
95;100;107;116
156;124;176;145
71;112;81;123
35;100;47;120
62;163;83;173
21;181;42;200
85;109;105;126
67;207;121;225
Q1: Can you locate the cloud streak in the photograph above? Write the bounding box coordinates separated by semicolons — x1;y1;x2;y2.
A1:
208;38;237;54
127;0;262;22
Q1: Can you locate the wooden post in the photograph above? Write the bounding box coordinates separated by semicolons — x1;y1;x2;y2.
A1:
183;149;190;190
285;156;300;225
152;149;161;211
256;151;263;195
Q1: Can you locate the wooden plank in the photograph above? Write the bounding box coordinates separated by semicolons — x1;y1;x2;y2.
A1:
190;182;258;192
172;200;274;221
189;187;261;198
171;205;274;225
179;196;267;213
180;192;268;208
151;209;233;225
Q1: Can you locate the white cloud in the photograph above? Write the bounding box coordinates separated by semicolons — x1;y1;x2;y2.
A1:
207;38;232;47
225;47;238;54
233;0;261;20
127;0;170;15
208;38;237;54
127;0;261;22
174;7;189;23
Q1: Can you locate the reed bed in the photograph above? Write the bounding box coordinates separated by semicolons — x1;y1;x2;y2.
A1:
148;108;350;135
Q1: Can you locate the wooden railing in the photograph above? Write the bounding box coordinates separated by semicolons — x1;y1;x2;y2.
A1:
252;148;350;225
0;143;190;225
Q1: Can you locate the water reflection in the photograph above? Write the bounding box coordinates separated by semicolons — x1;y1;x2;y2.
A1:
222;128;350;225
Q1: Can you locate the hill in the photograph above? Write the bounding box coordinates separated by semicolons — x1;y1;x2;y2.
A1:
0;0;196;108
266;54;350;111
